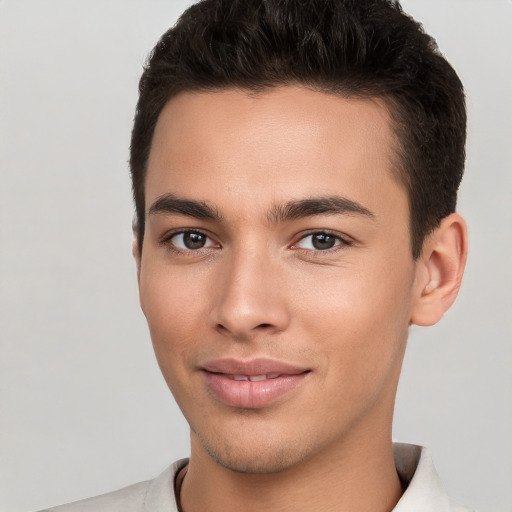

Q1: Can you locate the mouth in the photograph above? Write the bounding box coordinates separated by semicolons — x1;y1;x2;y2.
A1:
201;358;310;409
223;373;281;381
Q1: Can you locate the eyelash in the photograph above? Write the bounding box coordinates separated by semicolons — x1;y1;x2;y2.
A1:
160;229;353;255
292;230;353;253
160;229;218;254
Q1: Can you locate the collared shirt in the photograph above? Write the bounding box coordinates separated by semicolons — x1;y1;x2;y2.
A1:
39;443;474;512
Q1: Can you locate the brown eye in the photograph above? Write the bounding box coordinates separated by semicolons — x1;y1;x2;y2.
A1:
183;232;207;249
295;232;345;251
169;231;216;251
311;233;337;250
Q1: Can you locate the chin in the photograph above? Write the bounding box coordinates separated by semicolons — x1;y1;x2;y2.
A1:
194;426;312;474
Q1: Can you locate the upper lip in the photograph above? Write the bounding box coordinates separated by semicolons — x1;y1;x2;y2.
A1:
201;358;309;376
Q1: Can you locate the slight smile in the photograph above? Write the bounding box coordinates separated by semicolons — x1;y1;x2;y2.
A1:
201;358;311;409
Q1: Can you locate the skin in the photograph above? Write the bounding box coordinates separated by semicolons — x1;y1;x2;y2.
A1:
135;86;467;512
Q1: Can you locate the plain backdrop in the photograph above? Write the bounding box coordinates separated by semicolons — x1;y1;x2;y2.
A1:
0;1;511;511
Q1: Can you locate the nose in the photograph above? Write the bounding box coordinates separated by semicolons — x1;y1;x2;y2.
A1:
210;249;290;340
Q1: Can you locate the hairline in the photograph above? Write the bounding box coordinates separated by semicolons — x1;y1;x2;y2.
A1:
135;83;417;257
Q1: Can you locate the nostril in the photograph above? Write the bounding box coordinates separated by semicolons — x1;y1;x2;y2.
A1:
257;323;272;328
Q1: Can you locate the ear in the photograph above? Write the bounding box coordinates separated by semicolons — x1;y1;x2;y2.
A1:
410;213;468;326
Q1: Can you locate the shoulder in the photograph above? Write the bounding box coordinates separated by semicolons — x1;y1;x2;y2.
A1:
448;502;477;512
37;481;149;512
35;459;188;512
393;443;476;512
448;500;478;512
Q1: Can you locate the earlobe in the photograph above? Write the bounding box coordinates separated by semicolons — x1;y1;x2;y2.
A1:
410;213;468;326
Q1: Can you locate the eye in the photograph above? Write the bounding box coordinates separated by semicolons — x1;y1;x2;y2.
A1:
167;230;217;251
295;232;348;251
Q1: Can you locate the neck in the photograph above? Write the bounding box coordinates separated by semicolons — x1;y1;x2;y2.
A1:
180;426;402;512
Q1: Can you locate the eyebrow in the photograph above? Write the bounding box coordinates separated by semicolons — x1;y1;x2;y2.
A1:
267;196;375;223
148;193;222;221
148;193;374;223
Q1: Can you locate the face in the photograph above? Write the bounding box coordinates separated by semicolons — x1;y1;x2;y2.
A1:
138;87;422;473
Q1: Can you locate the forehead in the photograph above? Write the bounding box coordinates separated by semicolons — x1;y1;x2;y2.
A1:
145;86;405;221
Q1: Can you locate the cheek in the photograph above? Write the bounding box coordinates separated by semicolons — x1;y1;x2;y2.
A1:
139;263;206;375
291;258;414;382
141;255;208;327
295;256;413;326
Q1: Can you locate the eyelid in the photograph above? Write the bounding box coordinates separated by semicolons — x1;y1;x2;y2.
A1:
160;228;220;252
159;228;352;254
291;230;353;251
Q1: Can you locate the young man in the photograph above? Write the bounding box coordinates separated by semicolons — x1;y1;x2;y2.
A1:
42;0;471;510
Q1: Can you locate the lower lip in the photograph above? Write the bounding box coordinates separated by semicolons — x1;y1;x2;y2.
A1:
203;372;309;408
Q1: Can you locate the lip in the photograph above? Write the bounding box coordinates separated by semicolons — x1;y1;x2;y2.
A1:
201;358;310;409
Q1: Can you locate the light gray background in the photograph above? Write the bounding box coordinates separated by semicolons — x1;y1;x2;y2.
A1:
0;1;511;511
